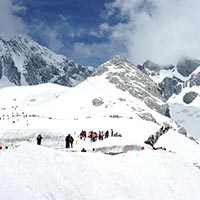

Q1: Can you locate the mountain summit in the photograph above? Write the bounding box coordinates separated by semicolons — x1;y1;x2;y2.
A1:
93;56;169;117
0;36;94;88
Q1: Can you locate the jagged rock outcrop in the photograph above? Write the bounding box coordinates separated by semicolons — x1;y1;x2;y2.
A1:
159;77;182;100
139;57;200;100
177;57;200;77
0;36;95;87
189;72;200;87
93;56;169;117
183;92;198;104
138;60;174;76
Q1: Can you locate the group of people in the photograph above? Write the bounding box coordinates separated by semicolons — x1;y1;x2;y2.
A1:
80;129;121;142
36;134;75;149
144;122;170;149
36;129;120;149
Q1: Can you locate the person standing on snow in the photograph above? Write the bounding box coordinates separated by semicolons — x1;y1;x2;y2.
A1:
65;134;74;148
36;134;43;145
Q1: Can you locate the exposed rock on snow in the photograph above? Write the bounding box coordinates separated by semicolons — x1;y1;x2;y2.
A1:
189;72;200;87
159;77;182;100
92;98;104;106
93;56;169;117
183;91;198;104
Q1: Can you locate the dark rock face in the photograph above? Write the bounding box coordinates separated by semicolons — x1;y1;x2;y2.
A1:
183;92;198;104
0;60;2;79
140;60;174;76
142;60;161;72
1;56;21;85
0;36;95;87
177;58;200;77
189;72;200;87
159;77;182;100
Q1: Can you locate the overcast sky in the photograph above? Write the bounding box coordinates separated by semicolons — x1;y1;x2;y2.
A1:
1;0;200;66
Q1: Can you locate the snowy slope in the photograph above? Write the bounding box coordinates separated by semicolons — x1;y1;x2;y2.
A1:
0;134;200;200
0;56;173;135
166;68;200;138
0;57;200;199
0;79;171;145
167;86;200;138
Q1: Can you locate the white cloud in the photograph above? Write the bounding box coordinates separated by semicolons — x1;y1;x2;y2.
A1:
45;31;64;53
38;25;65;53
105;0;200;65
0;0;27;39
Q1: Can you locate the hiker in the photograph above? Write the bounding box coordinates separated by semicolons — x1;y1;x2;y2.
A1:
105;130;109;138
80;130;86;140
81;148;87;152
111;129;114;137
113;132;122;137
152;146;166;151
144;134;155;147
98;131;104;140
65;134;74;148
91;131;97;142
155;131;161;143
160;122;170;134
36;134;43;145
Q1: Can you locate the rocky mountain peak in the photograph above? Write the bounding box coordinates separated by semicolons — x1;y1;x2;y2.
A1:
142;60;161;71
137;57;200;101
0;35;95;88
93;56;169;117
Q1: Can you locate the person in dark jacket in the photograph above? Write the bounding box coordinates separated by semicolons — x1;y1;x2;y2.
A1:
144;134;155;147
65;134;74;148
36;134;43;145
81;148;87;152
105;130;109;138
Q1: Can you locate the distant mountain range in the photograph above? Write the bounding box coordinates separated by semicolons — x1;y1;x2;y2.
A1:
0;35;200;137
138;58;200;137
1;36;200;200
1;35;200;105
139;58;200;102
0;36;95;88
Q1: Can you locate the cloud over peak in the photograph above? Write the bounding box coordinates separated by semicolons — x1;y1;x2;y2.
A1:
105;0;200;65
0;0;27;39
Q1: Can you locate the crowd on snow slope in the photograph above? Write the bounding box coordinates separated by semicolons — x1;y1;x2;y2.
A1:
0;123;171;152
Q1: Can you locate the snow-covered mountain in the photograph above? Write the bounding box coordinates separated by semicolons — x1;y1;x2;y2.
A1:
0;56;172;129
139;57;200;101
92;56;170;117
0;54;200;199
0;36;94;88
138;57;200;138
